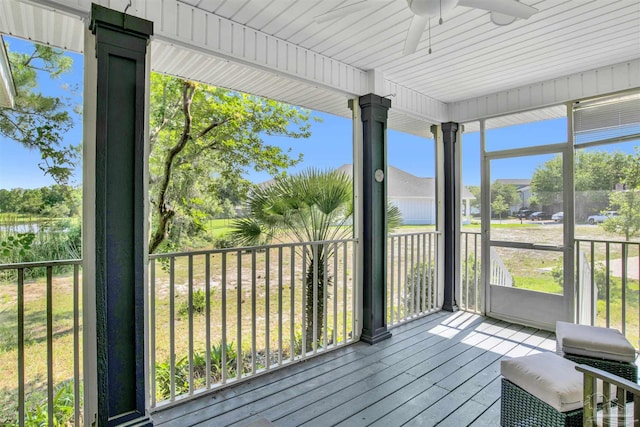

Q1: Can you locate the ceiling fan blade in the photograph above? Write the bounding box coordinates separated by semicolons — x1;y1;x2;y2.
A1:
314;1;377;23
403;15;428;55
457;0;538;19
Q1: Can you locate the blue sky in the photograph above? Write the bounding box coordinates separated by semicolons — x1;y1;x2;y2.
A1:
2;35;627;192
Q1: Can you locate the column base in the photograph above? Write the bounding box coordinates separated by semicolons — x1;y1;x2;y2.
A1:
442;303;459;312
360;329;392;345
118;415;153;427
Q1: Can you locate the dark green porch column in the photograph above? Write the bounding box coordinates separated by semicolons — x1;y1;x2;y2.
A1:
441;122;460;312
89;5;153;426
358;94;392;344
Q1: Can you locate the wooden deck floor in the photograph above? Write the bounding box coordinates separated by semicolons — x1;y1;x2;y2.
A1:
152;310;556;427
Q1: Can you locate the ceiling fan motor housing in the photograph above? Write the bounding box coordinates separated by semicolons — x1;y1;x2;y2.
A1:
406;0;457;17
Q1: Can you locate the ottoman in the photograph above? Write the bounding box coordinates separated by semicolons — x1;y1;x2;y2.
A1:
556;321;637;384
501;352;586;427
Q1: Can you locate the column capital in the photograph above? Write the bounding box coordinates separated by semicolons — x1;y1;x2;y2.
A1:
359;93;392;110
90;4;153;38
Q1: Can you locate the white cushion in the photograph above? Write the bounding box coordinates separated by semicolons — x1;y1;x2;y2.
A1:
501;352;585;412
556;321;636;363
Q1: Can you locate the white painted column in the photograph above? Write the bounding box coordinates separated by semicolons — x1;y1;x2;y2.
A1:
82;25;98;427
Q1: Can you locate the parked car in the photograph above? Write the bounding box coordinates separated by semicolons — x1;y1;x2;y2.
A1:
587;211;618;225
516;209;533;219
529;211;551;221
551;212;564;222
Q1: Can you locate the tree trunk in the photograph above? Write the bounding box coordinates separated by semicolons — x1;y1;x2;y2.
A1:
304;248;329;353
149;81;196;253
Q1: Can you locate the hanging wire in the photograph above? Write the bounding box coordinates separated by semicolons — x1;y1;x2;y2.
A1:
428;18;432;54
439;0;443;25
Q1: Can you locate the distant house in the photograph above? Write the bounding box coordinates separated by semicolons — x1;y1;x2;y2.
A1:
495;178;531;213
335;164;475;225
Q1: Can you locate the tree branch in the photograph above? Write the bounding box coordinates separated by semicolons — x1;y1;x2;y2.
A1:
149;81;197;253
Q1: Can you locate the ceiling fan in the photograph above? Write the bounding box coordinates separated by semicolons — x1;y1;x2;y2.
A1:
315;0;539;55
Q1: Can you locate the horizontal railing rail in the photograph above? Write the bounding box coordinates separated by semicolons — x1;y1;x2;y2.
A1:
575;238;640;348
387;231;440;328
148;238;358;409
0;259;83;427
461;231;482;313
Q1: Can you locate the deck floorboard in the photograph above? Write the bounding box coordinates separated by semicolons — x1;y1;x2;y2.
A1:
153;311;556;427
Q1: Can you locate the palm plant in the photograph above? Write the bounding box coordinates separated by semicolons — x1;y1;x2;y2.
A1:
231;168;401;351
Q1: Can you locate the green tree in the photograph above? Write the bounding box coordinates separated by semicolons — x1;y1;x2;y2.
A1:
230;168;402;351
602;148;640;240
491;194;509;223
1;42;78;184
531;151;629;217
491;182;519;213
148;73;314;253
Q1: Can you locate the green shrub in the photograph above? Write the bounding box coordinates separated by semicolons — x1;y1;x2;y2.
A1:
155;341;239;401
3;379;82;427
212;233;236;249
177;289;209;318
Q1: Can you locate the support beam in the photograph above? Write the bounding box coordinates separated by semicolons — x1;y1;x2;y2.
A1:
440;122;460;312
356;93;392;345
88;5;153;426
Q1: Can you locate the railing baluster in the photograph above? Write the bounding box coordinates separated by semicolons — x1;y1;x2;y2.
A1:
251;250;257;374
605;242;610;327
323;242;328;350
409;234;416;317
188;255;194;395
475;233;480;313
73;264;80;424
403;234;408;322
464;232;469;310
290;247;295;361
312;244;318;353
397;236;401;321
265;248;270;370
428;233;433;311
390;235;395;326
332;242;338;347
221;252;227;384
349;241;355;340
421;233;427;314
150;259;156;406
302;245;307;356
18;268;25;427
621;243;627;336
278;247;283;365
205;254;211;389
342;242;347;344
169;257;175;401
46;266;53;427
237;250;242;379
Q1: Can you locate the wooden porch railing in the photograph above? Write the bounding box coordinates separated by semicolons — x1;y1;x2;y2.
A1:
0;259;83;427
148;238;358;409
386;231;440;328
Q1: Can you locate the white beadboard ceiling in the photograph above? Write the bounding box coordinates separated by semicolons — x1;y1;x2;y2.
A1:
1;0;639;137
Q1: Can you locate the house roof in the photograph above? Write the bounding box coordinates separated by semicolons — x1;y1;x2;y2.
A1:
495;179;531;188
334;164;475;200
0;36;15;109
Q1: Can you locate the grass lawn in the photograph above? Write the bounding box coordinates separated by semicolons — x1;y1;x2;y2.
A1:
204;218;235;238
